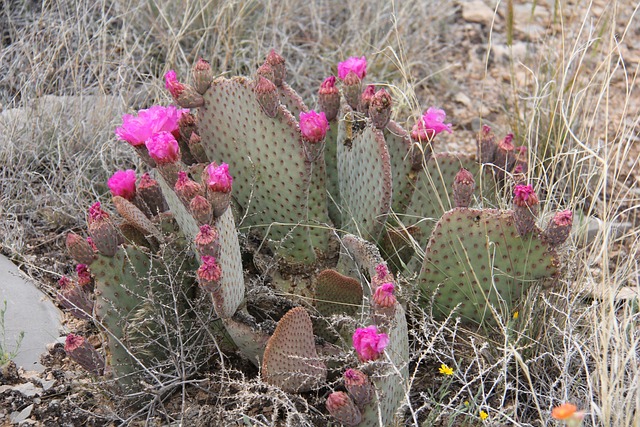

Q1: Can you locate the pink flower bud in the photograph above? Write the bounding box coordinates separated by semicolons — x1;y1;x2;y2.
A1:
197;255;222;292
64;333;84;352
375;263;389;280
265;49;286;86
206;163;233;193
477;124;496;164
318;76;340;121
165;70;185;98
326;391;362;426
193;58;213;94
452;168;476;208
88;201;109;223
76;264;91;287
107;169;137;200
411;107;452;141
137;173;168;214
66;232;96;265
299;111;329;144
373;283;396;308
65;334;105;376
174;171;203;204
543;210;573;246
255;76;279;117
369;88;393;129
145;131;181;164
338;56;367;80
190;195;213;225
195;224;219;257
513;184;539;207
58;276;72;289
256;63;275;82
352;325;388;362
344;368;373;407
359;84;376;113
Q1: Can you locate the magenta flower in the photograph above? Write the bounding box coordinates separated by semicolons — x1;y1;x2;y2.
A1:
411;107;452;141
513;184;539;207
299;111;329;143
164;70;185;98
88;201;109;223
352;325;389;362
338;56;367;80
206;163;233;193
107;169;137;200
145;131;181;164
115;105;188;147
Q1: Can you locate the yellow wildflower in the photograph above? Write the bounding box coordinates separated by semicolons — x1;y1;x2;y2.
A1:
513;311;519;320
479;410;489;420
439;363;454;375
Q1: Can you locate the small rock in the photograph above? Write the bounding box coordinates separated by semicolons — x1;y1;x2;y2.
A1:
462;1;495;25
454;92;473;108
10;404;33;424
13;382;42;397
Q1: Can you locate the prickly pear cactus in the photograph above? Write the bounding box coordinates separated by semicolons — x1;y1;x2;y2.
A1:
417;207;560;324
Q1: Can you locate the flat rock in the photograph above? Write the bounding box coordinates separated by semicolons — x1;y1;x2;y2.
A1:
461;1;495;25
0;255;62;371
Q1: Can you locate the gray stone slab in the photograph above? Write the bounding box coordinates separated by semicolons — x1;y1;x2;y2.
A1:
0;255;62;371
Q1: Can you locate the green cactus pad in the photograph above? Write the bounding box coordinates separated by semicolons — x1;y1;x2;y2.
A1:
314;269;363;317
197;76;330;263
324;120;342;227
417;208;559;324
262;307;327;392
337;106;392;242
359;306;409;427
384;120;415;214
211;208;244;318
221;313;271;366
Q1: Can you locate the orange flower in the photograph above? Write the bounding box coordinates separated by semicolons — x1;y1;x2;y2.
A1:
552;403;578;420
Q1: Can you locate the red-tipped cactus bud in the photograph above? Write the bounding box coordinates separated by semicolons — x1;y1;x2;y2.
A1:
318;76;340;121
187;132;209;163
76;264;92;288
192;58;213;95
493;133;516;179
178;111;198;142
164;70;204;108
337;56;367;80
369;88;393;129
359;84;376;114
344;368;373;407
411;107;453;142
174;171;203;205
342;71;362;110
197;255;222;292
107;169;137;200
513;184;540;236
372;282;396;309
265;49;286;86
256;62;275;82
66;232;96;265
57;277;93;320
64;334;105;376
195;224;220;257
372;263;393;289
87;202;120;257
137;173;168;214
299;110;329;144
477;124;496;164
255;76;279;118
543;210;573;246
452;168;476;208
326;391;362;426
190;195;213;225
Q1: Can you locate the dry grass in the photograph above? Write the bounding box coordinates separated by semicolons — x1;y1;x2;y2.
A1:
1;0;639;425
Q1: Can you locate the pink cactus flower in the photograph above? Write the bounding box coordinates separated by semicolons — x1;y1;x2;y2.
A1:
145;131;181;164
206;163;233;193
513;184;539;207
164;70;185;98
107;169;137;200
373;282;396;308
88;201;109;222
554;209;573;226
115;106;188;147
64;333;85;352
338;56;367;80
197;255;222;287
352;325;389;362
299;111;329;143
411;107;452;141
